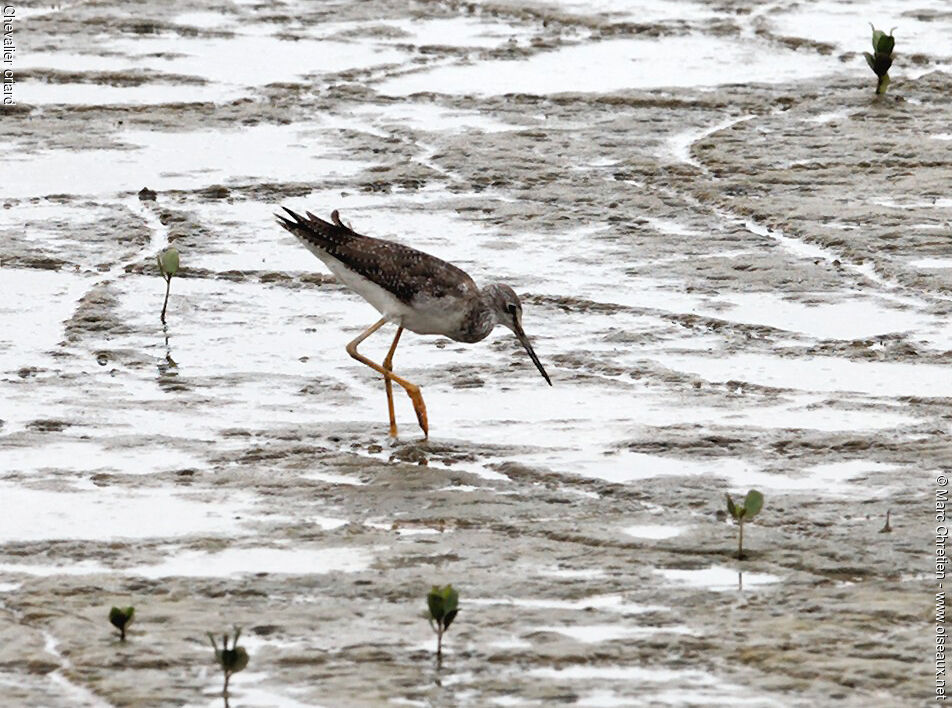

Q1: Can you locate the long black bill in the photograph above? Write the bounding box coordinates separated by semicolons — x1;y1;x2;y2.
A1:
514;322;552;386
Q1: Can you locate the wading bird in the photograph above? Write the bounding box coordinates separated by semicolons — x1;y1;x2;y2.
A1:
276;208;551;438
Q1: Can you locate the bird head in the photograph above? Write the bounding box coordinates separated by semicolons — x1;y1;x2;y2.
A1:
485;283;552;386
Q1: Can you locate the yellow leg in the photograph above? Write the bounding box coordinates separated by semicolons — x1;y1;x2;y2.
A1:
346;319;429;438
383;325;404;438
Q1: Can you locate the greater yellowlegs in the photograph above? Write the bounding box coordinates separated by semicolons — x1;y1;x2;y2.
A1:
276;208;551;438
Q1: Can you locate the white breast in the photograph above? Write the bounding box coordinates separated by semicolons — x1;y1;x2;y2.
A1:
400;292;469;336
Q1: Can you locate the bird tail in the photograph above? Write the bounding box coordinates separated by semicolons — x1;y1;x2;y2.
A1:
275;207;357;250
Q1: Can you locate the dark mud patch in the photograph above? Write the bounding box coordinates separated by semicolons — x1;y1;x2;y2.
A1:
64;283;134;342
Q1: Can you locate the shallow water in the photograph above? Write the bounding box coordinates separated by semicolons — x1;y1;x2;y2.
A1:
655;566;781;591
1;0;944;704
379;35;843;95
129;546;375;578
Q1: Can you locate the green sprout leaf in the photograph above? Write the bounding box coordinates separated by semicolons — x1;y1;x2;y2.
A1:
725;493;739;520
158;248;179;278
427;584;459;625
866;24;895;93
157;247;180;323
874;31;895;55
208;627;248;698
220;646;249;674
427;591;443;622
727;489;763;559
427;584;459;659
109;606;134;630
209;628;249;672
109;606;135;640
744;489;764;519
443;608;459;631
872;53;893;77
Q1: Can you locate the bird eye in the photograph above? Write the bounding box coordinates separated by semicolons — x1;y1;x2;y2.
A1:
506;303;517;314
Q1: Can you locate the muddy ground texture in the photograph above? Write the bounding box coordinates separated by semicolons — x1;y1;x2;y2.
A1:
1;0;949;706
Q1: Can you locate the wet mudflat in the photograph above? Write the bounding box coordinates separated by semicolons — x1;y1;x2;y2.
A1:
1;0;948;705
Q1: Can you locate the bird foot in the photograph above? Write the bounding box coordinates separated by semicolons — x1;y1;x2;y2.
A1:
404;387;429;438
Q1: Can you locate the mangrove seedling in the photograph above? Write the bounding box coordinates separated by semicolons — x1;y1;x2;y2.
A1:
426;584;459;660
209;627;249;700
157;246;180;324
726;489;764;560
109;606;135;641
864;24;895;95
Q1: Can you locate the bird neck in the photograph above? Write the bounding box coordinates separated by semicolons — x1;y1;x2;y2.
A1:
455;287;499;343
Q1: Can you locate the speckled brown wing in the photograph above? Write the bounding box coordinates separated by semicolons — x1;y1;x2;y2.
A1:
275;208;479;305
